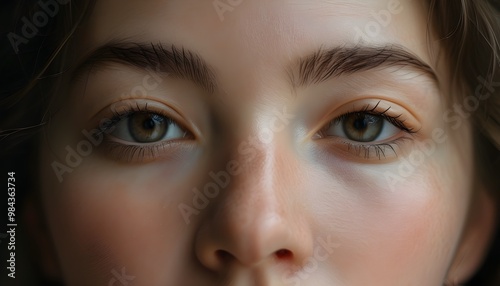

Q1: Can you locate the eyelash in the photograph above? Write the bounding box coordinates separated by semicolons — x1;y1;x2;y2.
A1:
320;102;417;160
341;138;413;160
332;103;415;133
99;103;192;162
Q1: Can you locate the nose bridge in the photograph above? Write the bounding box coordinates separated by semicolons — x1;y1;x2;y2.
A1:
228;106;291;204
236;127;277;201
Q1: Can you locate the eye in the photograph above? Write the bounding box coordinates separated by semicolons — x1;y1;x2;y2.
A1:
322;112;401;142
109;111;189;143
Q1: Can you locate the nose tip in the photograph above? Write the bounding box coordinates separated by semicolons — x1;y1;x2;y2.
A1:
195;210;313;272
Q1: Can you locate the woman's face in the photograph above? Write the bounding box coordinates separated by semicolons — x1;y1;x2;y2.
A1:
38;0;493;285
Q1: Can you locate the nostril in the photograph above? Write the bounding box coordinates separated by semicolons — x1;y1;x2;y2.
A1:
216;250;232;262
275;249;293;260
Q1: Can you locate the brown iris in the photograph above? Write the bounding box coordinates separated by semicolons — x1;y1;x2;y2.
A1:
128;112;168;143
342;113;383;142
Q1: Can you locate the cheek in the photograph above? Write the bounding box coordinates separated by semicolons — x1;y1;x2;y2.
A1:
39;155;197;284
353;174;456;283
306;150;471;284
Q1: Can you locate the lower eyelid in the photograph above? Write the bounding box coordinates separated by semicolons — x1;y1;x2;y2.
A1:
344;142;399;160
318;136;415;161
98;138;195;163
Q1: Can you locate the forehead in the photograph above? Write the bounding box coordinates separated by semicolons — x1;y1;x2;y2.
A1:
76;0;433;67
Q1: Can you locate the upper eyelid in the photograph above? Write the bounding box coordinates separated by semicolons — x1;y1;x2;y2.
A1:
331;110;415;134
321;101;416;132
110;108;188;132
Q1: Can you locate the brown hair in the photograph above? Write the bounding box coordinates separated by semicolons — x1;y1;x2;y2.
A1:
427;2;500;283
0;0;499;284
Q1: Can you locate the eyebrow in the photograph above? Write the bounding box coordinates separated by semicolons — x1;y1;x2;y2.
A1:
72;42;437;94
71;42;217;93
293;45;438;88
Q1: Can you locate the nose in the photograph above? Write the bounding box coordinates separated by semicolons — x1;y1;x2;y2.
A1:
194;138;313;272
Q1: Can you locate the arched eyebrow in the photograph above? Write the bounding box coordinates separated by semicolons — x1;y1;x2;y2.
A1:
70;41;218;93
71;42;438;94
291;44;439;88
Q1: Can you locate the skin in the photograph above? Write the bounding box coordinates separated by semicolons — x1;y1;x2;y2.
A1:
34;0;496;285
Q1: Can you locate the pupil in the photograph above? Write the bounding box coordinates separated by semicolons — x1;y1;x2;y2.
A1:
128;113;168;143
353;116;368;131
143;118;156;130
342;113;383;142
143;114;164;130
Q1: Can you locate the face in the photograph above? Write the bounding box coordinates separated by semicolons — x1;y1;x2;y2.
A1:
37;0;491;285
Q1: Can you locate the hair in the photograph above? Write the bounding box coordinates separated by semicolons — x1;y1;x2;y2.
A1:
426;3;500;283
1;0;499;285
